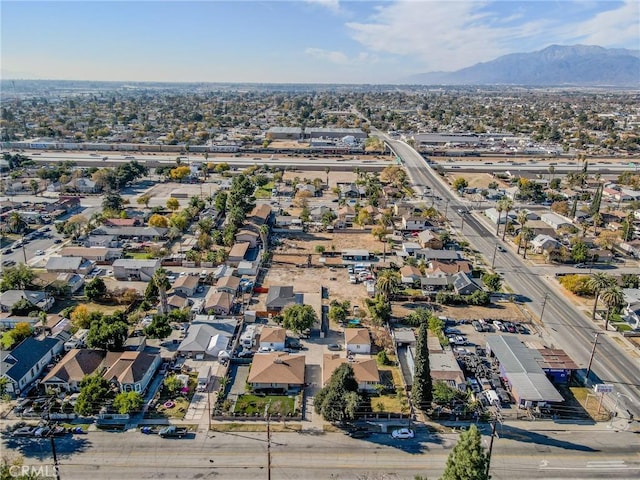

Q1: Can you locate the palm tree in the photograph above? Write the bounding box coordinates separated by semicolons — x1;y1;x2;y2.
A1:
521;226;535;259
500;198;514;241
324;166;330;186
592;212;603;235
375;270;400;301
600;286;624;331
516;210;528;255
7;212;27;234
152;269;171;315
258;224;269;248
587;273;616;320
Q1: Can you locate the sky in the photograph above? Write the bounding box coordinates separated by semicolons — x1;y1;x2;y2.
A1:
2;0;639;83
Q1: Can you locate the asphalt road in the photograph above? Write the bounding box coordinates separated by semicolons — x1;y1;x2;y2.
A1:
384;137;640;419
2;426;638;480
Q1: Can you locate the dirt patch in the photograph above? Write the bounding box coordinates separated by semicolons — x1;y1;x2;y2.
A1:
445;172;504;190
274;231;385;255
392;301;527;323
282;170;357;189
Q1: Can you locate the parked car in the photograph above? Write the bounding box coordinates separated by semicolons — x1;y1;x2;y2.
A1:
348;430;371;439
257;346;272;353
391;428;414;439
12;426;37;437
35;250;44;256
492;320;504;331
327;344;342;351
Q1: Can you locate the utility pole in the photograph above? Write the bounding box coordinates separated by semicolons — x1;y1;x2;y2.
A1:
540;293;549;322
50;436;61;480
485;420;498;479
586;332;600;383
265;401;272;480
491;243;498;269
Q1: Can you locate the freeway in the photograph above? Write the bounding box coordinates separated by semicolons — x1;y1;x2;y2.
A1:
6;150;392;172
2;426;638;480
384;137;640;419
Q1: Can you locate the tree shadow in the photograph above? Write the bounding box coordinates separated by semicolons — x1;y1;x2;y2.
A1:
2;435;92;460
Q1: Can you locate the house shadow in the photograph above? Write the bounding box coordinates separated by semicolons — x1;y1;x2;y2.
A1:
494;424;599;452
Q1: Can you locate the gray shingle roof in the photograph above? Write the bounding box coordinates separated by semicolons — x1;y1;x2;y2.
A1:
2;337;60;383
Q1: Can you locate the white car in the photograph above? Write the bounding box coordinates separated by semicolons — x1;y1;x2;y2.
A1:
35;250;44;256
257;346;272;353
391;428;414;439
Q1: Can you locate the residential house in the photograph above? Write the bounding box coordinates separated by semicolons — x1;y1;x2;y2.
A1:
484;208;506;224
178;319;237;359
623;289;640;330
541;212;573;230
66;178;99;194
92;226;168;241
227;242;250;266
310;205;334;222
38;272;85;294
345;328;371;354
235;228;260;248
103;218;142;227
112;259;161;281
45;256;94;275
60;246;123;262
340;183;365;198
166;292;191;311
103;351;162;394
420;276;451;293
41;349;105;392
247;352;306;393
530;234;560;254
452;272;481;295
85;234;119;248
204;291;234;315
427;260;472;277
266;286;299;312
296;183;319;197
417;230;443;249
172;275;199;297
401;215;433;231
341;250;373;262
248;204;272;226
336;205;356;226
402;242;422;256
216;275;240;296
323;354;380;392
0;313;42;329
415;249;460;262
400;265;422;285
0;290;55;313
1;337;62;396
259;326;286;351
429;350;467;392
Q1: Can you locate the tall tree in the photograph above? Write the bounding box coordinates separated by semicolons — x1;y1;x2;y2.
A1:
516;210;528;255
601;286;624;331
375;269;400;301
587;273;615;320
74;374;114;416
411;323;433;411
152;268;171;315
281;304;317;334
440;424;489;480
499;198;514;241
494;202;503;236
314;363;360;424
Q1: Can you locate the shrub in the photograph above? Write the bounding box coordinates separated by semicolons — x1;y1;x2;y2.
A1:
558;274;594;297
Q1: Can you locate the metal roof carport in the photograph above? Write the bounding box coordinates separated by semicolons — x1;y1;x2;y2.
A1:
486;336;564;405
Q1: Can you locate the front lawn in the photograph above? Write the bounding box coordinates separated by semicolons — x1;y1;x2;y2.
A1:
255;182;275;199
234;394;295;416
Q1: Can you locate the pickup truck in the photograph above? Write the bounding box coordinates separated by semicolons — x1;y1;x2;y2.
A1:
158;426;187;438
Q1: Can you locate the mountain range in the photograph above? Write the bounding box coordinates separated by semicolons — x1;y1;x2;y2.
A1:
404;45;640;87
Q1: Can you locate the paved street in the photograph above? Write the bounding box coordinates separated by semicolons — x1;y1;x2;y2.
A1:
383;136;640;419
2;422;638;480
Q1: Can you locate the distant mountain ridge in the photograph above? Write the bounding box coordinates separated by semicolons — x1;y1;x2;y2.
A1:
405;45;640;87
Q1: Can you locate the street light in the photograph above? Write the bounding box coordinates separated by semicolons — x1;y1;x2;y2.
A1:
540;292;549;323
491;243;499;269
585;332;600;384
609;393;635;429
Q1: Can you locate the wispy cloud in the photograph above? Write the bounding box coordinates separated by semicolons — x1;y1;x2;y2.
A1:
305;0;341;14
305;47;349;64
345;1;640;72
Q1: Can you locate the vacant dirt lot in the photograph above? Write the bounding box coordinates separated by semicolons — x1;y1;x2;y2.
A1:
392;299;528;324
274;231;385;255
445;172;507;190
282;170;357;189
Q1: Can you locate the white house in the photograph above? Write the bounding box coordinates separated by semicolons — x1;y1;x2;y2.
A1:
259;326;286;351
541;212;573;230
345;328;371;354
1;337;63;397
530;234;560;254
